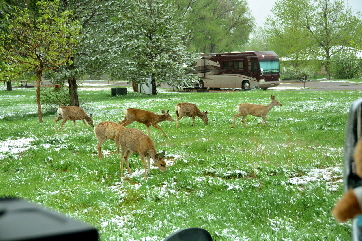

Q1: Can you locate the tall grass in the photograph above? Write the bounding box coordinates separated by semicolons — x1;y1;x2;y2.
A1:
0;87;360;240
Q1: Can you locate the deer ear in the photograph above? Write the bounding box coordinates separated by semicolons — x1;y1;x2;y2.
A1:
160;150;165;157
161;110;166;114
166;110;170;114
271;95;275;100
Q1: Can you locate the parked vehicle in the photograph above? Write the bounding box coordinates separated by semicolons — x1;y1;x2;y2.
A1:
192;51;280;90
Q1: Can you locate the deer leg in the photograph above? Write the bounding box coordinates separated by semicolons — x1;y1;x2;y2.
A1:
241;116;247;127
120;150;132;177
231;113;243;128
191;116;195;126
120;153;125;177
60;120;67;131
96;138;106;159
260;116;268;126
54;116;62;130
152;124;167;137
176;116;182;128
73;120;77;128
145;125;151;136
125;151;132;175
139;154;148;179
118;119;127;126
146;156;151;174
115;140;120;154
119;119;133;127
82;119;87;126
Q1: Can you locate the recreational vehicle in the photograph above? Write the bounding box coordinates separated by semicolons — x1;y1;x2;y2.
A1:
193;51;280;90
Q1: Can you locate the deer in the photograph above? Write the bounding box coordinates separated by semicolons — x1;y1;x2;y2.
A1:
118;128;166;179
54;106;94;131
119;108;174;137
231;95;282;128
94;121;126;159
175;102;208;128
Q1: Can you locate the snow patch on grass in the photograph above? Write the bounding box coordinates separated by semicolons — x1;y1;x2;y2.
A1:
0;137;35;159
289;166;342;191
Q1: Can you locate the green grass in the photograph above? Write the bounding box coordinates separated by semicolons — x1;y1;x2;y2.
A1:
0;87;360;240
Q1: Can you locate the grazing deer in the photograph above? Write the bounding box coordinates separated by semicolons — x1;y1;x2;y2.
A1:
54;106;94;131
175;102;208;128
231;95;282;128
119;128;166;179
119;108;174;137
94;121;126;159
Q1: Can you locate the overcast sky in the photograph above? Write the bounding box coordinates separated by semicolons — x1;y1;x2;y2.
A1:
246;0;362;27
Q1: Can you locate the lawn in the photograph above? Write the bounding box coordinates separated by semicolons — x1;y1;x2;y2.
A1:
0;86;360;240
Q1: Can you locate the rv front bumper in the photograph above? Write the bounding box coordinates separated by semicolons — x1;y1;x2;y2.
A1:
258;80;280;89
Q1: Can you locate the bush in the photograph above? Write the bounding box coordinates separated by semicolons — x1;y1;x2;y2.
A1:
331;50;362;79
281;65;316;80
40;86;70;111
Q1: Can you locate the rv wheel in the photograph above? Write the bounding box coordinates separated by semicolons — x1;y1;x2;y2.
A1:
242;80;250;90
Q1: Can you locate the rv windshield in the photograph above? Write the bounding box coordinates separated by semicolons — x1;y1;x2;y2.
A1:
259;60;279;75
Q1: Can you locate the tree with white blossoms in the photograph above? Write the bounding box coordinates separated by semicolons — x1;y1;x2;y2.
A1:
113;0;197;95
54;0;123;106
0;0;81;123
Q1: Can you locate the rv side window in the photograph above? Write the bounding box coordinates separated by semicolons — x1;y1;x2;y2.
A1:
233;61;242;70
251;60;258;73
223;62;231;69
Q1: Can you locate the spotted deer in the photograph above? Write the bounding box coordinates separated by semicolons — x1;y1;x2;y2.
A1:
119;128;166;179
231;95;282;128
94;121;126;159
54;106;94;131
119;108;174;137
175;102;208;128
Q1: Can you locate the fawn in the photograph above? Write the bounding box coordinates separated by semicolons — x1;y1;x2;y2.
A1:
54;106;94;131
175;102;208;128
119;128;166;179
119;108;174;137
231;95;282;128
94;121;126;159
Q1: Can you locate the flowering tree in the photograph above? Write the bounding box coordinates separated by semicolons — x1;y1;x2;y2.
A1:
113;0;196;95
56;0;122;106
0;0;81;122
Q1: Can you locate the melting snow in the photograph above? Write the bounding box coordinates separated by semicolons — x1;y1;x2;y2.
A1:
0;137;35;159
289;166;342;191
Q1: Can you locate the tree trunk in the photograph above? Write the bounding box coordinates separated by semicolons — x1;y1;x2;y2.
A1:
68;76;79;106
209;43;216;54
151;79;157;95
325;62;331;80
36;70;43;123
132;81;138;92
67;59;79;106
6;81;12;91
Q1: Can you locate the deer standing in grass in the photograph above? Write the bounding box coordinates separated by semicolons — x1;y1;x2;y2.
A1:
231;95;282;128
119;108;174;137
54;106;94;131
175;103;208;128
119;128;166;179
94;121;126;159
